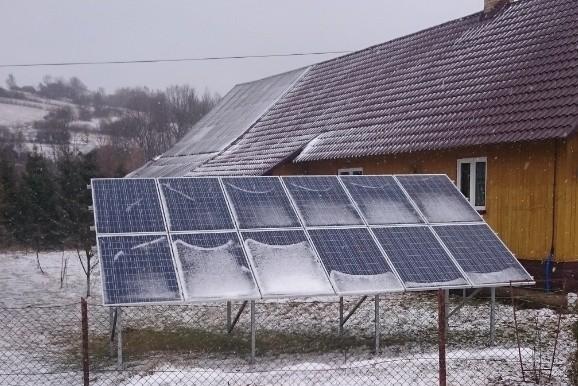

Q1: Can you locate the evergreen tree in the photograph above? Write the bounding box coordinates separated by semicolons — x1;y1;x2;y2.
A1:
17;151;64;271
0;150;19;247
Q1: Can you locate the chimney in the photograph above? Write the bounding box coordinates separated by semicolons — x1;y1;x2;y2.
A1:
484;0;510;14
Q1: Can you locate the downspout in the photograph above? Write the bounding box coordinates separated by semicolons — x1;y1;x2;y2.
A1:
546;140;559;292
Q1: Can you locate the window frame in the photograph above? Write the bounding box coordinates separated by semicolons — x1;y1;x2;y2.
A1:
337;167;363;176
456;157;487;211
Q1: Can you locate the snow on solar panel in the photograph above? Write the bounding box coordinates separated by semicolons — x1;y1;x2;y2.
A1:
433;224;533;286
159;178;234;231
396;175;481;223
222;177;300;229
92;179;165;233
340;175;423;224
97;235;182;305
241;230;334;297
308;228;403;294
372;226;469;289
171;232;259;300
283;176;363;226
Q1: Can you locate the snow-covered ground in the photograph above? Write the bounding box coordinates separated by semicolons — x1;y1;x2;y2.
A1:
0;102;48;126
0;250;576;385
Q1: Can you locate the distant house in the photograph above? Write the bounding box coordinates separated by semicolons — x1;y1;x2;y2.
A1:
130;0;578;288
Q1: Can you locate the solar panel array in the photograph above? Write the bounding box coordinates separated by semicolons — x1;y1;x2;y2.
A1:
91;175;534;306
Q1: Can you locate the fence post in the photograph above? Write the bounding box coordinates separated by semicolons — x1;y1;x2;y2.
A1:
438;289;447;386
81;298;90;386
226;301;232;332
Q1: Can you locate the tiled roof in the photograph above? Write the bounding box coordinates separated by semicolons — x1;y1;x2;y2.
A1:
129;67;308;177
192;0;578;176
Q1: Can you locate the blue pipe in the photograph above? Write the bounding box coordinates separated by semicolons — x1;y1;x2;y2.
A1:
545;254;553;292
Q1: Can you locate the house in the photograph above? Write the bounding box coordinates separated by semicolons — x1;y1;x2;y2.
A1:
130;0;578;289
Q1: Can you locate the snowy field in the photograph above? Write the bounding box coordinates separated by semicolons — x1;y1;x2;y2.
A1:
0;102;47;126
0;250;576;385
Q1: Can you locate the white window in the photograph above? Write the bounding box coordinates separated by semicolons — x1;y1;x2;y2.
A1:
457;157;487;211
338;167;363;176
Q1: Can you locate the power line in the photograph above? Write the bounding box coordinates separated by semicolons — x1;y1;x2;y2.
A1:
0;51;352;68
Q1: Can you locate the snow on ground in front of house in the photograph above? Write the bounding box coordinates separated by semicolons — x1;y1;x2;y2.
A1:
0;250;101;307
0;250;576;385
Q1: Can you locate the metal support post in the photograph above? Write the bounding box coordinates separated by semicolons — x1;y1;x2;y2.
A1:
438;289;447;386
228;301;248;334
226;301;232;332
117;307;123;369
374;295;380;354
109;307;116;357
490;287;496;346
340;296;368;330
250;301;256;364
339;297;344;335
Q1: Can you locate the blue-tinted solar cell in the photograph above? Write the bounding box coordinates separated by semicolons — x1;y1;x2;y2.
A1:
171;232;259;300
433;224;533;285
372;226;468;288
241;230;334;297
308;228;403;294
92;179;165;233
283;176;363;226
98;235;182;305
396;175;480;223
340;175;423;224
222;177;300;229
159;178;234;231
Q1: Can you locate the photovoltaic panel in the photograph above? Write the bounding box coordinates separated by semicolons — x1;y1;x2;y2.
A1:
340;175;423;224
308;228;403;294
241;230;334;297
171;232;259;300
222;177;301;229
97;235;182;305
92;179;165;234
372;226;468;289
396;175;481;223
433;224;533;286
159;178;234;231
283;176;363;226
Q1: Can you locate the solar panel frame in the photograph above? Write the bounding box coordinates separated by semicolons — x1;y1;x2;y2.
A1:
307;227;405;295
91;178;167;234
339;175;424;225
158;177;235;232
282;176;364;227
96;234;184;306
394;174;485;224
220;176;302;230
170;232;261;302
432;223;534;287
371;225;472;290
240;229;336;298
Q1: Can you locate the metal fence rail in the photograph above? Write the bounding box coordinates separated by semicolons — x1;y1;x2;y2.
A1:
0;290;575;385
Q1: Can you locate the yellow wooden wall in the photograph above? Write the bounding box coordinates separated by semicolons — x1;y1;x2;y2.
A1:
271;140;578;263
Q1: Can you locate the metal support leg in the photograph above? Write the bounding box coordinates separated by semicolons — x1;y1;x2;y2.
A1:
117;307;123;369
339;297;344;335
374;295;380;354
226;301;232;332
340;296;367;330
109;307;115;357
490;288;496;346
228;301;248;334
250;301;256;364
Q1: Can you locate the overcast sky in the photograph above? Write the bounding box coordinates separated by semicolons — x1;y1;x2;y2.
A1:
0;0;481;96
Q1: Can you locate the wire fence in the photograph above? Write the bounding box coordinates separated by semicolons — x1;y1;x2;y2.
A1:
0;289;576;385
